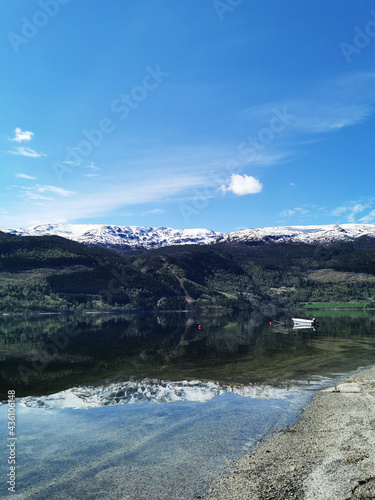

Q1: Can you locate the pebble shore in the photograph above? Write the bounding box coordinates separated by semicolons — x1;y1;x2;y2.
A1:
204;367;375;500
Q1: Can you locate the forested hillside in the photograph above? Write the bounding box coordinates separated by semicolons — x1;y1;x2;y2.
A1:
1;232;375;313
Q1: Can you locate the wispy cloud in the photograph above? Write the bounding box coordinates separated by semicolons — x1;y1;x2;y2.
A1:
332;199;375;223
234;72;375;201
241;72;375;136
290;100;374;134
62;160;101;170
8;147;46;158
15;173;37;180
5;140;270;225
36;186;76;197
277;200;375;225
10;127;34;143
143;208;165;215
359;210;375;224
58;160;101;178
14;185;77;205
25;192;54;202
85;163;101;171
2;174;209;227
279;207;310;218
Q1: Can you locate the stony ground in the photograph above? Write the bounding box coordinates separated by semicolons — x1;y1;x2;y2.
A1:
204;367;375;500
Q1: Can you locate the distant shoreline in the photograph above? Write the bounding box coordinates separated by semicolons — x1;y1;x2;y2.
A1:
204;365;375;499
2;305;374;317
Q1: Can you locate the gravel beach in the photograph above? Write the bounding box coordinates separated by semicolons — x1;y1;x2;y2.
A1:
204;367;375;500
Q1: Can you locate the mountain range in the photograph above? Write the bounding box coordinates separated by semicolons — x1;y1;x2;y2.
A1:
1;223;375;251
1;220;375;315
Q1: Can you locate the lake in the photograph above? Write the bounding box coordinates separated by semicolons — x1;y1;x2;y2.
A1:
1;309;375;499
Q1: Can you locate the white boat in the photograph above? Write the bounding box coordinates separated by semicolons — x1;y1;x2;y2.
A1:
292;317;319;330
292;317;315;326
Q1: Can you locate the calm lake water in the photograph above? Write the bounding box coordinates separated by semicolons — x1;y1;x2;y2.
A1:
1;310;375;499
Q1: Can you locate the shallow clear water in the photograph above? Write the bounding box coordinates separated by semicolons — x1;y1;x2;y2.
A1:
1;390;316;499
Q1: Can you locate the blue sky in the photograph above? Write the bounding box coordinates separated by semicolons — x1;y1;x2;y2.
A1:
2;0;375;232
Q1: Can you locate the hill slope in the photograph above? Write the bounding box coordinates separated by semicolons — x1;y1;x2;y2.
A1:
1;232;375;312
0;235;249;312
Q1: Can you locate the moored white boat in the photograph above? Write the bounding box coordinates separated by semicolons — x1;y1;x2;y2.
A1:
292;317;315;325
292;317;319;330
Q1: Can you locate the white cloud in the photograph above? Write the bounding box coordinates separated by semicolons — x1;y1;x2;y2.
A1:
10;127;34;143
15;173;37;180
84;174;99;178
8;147;46;158
220;174;263;196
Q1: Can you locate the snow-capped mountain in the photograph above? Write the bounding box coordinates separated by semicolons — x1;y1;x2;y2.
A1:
225;224;375;245
0;223;223;249
1;223;375;249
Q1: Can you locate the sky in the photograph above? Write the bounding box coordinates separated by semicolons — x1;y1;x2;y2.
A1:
2;0;375;232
